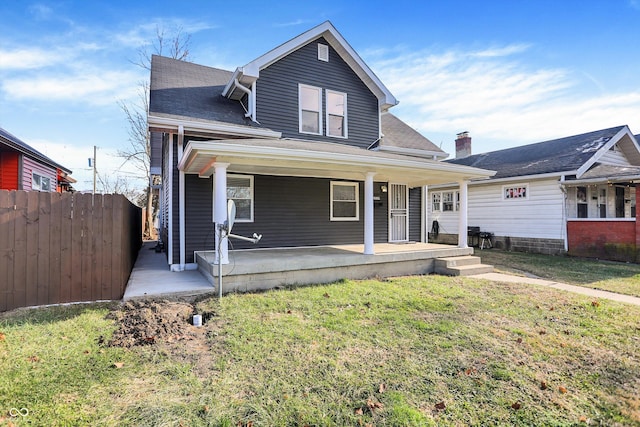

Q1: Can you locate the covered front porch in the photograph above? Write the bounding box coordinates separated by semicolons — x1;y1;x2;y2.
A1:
195;242;488;294
174;138;495;271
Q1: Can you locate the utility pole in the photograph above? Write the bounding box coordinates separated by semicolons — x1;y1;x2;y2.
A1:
92;145;96;195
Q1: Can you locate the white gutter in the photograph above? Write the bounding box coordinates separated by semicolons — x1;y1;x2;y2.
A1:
559;175;568;251
376;145;448;160
148;115;281;139
428;170;578;189
232;78;255;121
167;133;173;266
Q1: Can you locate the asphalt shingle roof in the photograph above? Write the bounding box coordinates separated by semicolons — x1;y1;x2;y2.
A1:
0;127;71;173
150;55;261;129
379;113;444;154
446;126;627;179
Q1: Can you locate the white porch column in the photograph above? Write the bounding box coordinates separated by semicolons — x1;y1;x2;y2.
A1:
458;180;469;248
178;126;186;270
421;185;428;243
214;162;230;264
364;172;376;255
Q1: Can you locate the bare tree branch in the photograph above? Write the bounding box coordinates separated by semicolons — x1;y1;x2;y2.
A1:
118;25;192;238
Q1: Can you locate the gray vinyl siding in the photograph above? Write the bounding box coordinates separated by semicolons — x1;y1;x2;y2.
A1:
185;175;214;263
256;37;380;148
180;174;389;253
409;187;422;242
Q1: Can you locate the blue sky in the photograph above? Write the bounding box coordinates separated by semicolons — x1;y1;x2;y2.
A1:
1;1;639;192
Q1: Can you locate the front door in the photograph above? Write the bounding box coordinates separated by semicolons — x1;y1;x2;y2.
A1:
389;183;408;242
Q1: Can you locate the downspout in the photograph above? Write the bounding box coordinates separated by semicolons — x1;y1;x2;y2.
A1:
559;175;568;251
178;125;186;270
234;79;254;121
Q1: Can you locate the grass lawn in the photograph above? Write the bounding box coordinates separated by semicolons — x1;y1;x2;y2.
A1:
2;272;639;426
477;249;640;298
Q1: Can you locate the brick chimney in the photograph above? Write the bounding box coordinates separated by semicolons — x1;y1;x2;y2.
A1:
455;131;471;159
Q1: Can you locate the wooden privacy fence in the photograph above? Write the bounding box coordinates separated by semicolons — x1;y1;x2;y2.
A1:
0;190;142;312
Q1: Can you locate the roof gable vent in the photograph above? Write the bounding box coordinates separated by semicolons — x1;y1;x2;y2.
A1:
318;43;329;62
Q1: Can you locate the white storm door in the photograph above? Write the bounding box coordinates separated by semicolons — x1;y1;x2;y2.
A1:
389;183;409;242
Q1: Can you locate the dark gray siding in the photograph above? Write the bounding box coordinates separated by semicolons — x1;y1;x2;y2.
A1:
181;174;389;252
185;175;214;263
233;175;389;249
409;187;422;242
256;37;380;148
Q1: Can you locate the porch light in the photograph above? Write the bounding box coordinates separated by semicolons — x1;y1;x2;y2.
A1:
381;185;388;193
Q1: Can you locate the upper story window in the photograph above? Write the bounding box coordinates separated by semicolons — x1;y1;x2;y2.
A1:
299;85;348;138
32;173;51;192
299;84;322;135
326;90;347;138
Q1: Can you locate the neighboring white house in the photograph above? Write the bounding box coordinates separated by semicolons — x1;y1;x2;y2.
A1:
428;126;640;260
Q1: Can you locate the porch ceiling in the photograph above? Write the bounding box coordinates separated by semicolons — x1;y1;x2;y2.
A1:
178;139;495;187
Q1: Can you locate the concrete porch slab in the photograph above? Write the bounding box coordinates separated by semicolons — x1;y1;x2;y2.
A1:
196;242;473;294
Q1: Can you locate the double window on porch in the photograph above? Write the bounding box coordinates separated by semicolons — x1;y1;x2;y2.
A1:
573;185;636;219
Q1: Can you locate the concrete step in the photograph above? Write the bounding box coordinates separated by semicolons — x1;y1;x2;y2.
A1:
434;256;494;276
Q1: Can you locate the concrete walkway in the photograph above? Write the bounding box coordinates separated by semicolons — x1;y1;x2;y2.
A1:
471;272;640;306
123;242;213;300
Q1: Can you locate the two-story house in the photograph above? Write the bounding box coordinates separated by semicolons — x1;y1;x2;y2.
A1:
0;127;74;192
148;21;494;274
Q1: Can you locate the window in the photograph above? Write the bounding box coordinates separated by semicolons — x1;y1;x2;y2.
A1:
576;186;587;218
331;181;359;221
432;191;460;212
326;90;347;138
299;84;322;134
32;173;51;192
227;175;253;222
432;193;441;212
442;191;455;211
503;184;528;200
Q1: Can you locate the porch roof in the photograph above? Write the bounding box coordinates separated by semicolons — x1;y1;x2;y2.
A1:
178;138;495;187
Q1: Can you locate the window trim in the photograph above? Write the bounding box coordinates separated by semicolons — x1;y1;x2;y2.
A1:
325;89;348;139
32;172;51;192
298;84;322;135
431;190;460;212
330;181;359;221
502;184;529;200
213;174;254;224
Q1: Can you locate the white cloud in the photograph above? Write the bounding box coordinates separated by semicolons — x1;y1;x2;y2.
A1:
0;48;70;70
2;68;143;105
370;44;640;152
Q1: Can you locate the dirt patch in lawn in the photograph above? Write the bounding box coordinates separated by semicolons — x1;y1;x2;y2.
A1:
106;299;221;375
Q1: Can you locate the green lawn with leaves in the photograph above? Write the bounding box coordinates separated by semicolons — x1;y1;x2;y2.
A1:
1;273;639;426
477;249;640;298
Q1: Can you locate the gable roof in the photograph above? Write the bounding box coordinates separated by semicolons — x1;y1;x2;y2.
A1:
376;113;447;160
222;21;397;110
447;125;637;180
149;56;439;157
0;127;71;173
